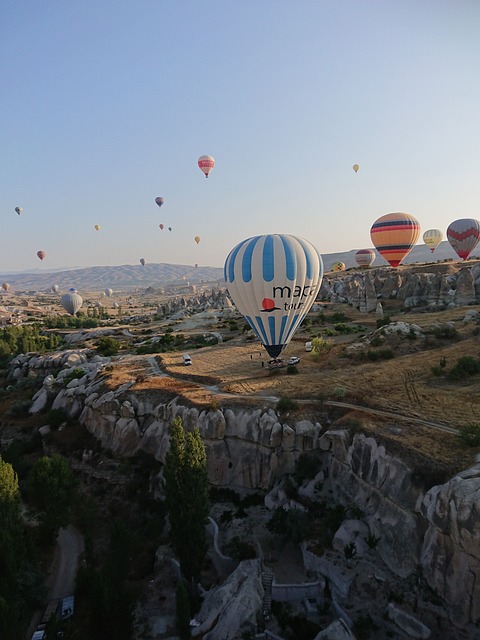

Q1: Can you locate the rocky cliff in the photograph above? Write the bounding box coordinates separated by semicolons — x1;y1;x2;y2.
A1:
319;262;480;311
12;351;480;630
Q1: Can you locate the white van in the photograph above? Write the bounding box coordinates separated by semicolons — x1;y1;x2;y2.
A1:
182;354;192;366
305;341;312;352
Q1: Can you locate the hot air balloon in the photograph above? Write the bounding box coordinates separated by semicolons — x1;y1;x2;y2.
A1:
95;301;103;308
423;229;443;253
194;236;201;245
112;301;119;309
51;284;59;293
353;164;359;173
331;261;346;272
446;218;480;260
15;207;23;215
355;249;376;268
370;213;420;268
168;227;172;232
140;258;146;266
159;224;164;230
224;234;323;358
60;288;83;315
104;288;113;297
2;283;10;292
37;250;46;261
94;224;101;231
195;263;198;268
155;197;164;208
198;155;215;178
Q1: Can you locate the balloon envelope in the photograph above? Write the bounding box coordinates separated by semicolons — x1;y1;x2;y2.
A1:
370;212;420;267
446;219;480;261
198;155;215;178
168;227;172;232
155;197;164;207
423;229;443;253
355;249;376;268
224;234;323;358
331;261;346;272
194;236;201;244
159;224;164;230
37;250;46;261
353;164;359;173
140;258;146;266
15;206;23;215
2;283;10;292
104;288;113;297
51;284;59;293
60;290;83;315
94;224;101;231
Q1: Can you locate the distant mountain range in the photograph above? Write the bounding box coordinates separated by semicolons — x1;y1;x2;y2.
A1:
0;242;466;292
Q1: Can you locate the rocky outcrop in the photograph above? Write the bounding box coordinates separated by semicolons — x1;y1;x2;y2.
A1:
191;559;264;639
318;264;480;311
11;351;480;630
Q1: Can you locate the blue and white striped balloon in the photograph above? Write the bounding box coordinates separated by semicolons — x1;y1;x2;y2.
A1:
224;234;323;358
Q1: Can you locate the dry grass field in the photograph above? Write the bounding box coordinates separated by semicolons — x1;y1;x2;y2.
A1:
98;299;480;475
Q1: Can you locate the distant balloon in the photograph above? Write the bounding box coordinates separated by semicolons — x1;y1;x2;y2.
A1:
168;227;172;232
140;258;146;266
355;249;376;268
112;302;119;309
423;229;443;253
331;261;346;272
60;288;83;315
104;288;113;297
101;292;106;298
95;301;103;308
352;164;359;173
159;224;164;230
15;206;23;215
51;284;59;293
370;212;420;267
198;155;215;178
194;236;201;245
446;218;480;260
37;250;46;261
94;224;101;231
155;197;165;208
195;263;198;268
224;234;323;358
2;283;10;292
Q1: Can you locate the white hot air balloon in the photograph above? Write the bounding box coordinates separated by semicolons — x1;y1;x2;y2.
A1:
60;288;83;315
224;234;323;358
51;284;59;293
104;288;113;297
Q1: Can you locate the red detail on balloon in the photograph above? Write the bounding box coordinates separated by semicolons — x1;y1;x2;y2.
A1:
262;298;276;311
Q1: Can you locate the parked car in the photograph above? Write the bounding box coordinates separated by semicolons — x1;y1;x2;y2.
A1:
182;354;192;365
305;341;312;352
287;356;300;365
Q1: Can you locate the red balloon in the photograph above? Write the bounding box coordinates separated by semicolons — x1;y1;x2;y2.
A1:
37;250;46;261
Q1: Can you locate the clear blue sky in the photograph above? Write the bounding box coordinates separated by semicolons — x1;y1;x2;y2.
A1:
1;0;479;273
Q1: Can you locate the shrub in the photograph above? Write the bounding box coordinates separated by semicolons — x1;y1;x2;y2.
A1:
344;541;357;559
334;386;346;399
276;396;298;414
458;423;480;447
367;348;394;361
227;536;256;560
95;336;120;356
294;453;320;484
447;356;480;380
63;368;85;384
46;408;69;429
431;324;458;340
286;365;299;375
376;315;391;329
366;533;380;549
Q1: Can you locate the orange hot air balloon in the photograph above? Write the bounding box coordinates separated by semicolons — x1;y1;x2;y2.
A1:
37;250;46;261
352;164;359;173
194;236;201;245
370;212;420;267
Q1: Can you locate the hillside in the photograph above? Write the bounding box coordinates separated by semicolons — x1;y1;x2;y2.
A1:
0;241;462;292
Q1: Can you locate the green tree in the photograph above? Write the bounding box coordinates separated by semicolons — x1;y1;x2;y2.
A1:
95;336;120;356
0;456;43;639
28;454;77;542
176;580;191;639
164;417;210;581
